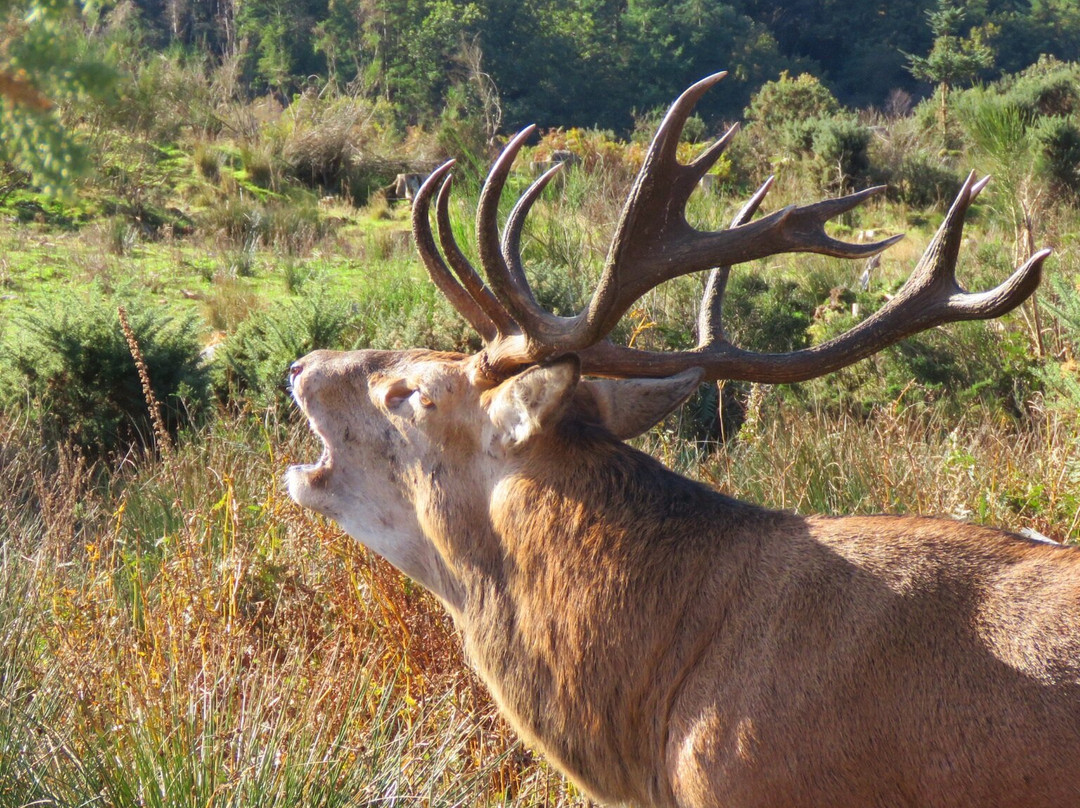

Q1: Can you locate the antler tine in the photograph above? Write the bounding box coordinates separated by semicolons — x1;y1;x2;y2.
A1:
433;172;519;337
877;171;1044;322
575;174;1048;383
689;122;741;181
698;175;776;345
412;162;500;342
501;161;567;315
476;126;539;309
647;72;729;169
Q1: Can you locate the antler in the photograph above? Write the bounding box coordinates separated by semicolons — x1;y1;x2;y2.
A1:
412;73;1049;384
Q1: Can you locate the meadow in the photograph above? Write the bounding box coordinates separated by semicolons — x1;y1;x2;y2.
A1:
3;65;1080;805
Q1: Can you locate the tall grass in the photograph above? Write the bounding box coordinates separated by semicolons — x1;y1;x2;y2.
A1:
6;372;1080;804
646;390;1080;543
0;411;584;806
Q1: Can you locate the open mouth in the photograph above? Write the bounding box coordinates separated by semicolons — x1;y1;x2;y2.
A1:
286;441;332;508
286;393;334;503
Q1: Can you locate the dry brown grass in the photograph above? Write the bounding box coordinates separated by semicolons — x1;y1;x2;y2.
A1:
0;411;587;806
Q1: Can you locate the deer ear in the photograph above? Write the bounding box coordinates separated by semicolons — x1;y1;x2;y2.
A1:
582;368;704;440
489;356;581;448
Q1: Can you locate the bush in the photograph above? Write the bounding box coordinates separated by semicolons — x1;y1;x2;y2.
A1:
200;194;331;255
810;115;873;192
214;288;362;408
0;294;210;457
744;72;841;131
741;74;876;195
870;125;963;208
998;57;1080;118
799;288;1038;419
1034;116;1080;198
272;94;412;205
955;60;1080;203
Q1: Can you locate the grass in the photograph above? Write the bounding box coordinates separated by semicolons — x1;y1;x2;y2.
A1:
0;411;584;807
6;371;1080;805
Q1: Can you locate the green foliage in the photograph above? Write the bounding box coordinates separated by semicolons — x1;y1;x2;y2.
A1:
904;0;994;91
998;56;1080;118
237;0;329;96
270;93;412;204
0;292;210;456
745;71;841;131
810;115;872;192
870;123;963;207
732;0;934;109
981;58;1080;199
1034;115;1080;198
956;62;1080;210
723;272;814;354
214;287;361;407
200;193;330;256
800;291;1038;419
743;74;871;193
904;0;995;145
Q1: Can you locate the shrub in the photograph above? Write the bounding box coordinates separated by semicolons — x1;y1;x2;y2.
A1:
200;194;330;255
744;72;841;131
870;123;963;208
214;287;362;407
810;115;873;192
193;142;222;182
0;294;210;457
799;288;1039;419
741;74;875;196
1034;116;1080;198
998;56;1080;118
273;93;411;205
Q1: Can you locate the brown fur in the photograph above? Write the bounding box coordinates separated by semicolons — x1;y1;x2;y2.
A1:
287;349;1080;808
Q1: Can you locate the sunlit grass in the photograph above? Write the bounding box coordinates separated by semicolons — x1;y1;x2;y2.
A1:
0;412;589;806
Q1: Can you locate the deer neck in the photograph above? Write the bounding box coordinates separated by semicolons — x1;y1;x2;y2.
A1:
444;433;761;806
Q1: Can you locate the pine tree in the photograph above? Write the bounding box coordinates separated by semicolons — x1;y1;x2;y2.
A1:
904;0;994;149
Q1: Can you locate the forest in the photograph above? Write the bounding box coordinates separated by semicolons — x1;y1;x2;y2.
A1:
5;0;1080;191
2;0;1080;805
73;0;1080;125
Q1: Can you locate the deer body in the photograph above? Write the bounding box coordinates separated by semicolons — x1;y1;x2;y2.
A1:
289;349;1080;808
287;75;1071;806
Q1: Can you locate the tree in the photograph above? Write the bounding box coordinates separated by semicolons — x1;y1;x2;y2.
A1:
236;0;330;98
905;0;994;147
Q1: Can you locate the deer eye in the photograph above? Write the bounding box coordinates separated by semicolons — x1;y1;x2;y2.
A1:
417;391;434;409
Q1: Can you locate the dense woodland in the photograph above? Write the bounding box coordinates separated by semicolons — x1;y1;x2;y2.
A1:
4;1;1080;805
78;0;1080;126
4;0;1080;191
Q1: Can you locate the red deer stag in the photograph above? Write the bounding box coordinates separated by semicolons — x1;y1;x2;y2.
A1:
287;74;1077;808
